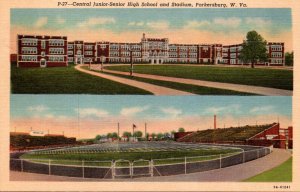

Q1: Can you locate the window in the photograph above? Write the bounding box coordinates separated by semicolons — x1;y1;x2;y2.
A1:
68;57;73;62
21;47;37;54
22;38;38;46
49;48;64;54
84;51;93;56
68;44;74;49
230;53;236;58
22;55;37;61
230;47;236;52
41;51;45;57
271;45;282;51
202;47;209;51
49;56;64;62
84;45;94;50
271;52;282;58
49;39;64;46
222;48;229;52
76;50;82;55
68;51;73;55
76;44;82;49
100;44;107;49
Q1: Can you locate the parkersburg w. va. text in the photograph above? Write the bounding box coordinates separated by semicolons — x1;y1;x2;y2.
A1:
57;1;248;8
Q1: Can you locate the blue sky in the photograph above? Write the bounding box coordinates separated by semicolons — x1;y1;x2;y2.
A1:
11;8;291;33
10;8;293;53
10;95;292;138
11;95;292;118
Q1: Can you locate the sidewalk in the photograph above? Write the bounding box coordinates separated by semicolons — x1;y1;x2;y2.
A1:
75;65;195;95
101;67;292;96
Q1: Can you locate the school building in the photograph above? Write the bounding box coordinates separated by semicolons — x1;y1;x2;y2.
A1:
16;34;285;67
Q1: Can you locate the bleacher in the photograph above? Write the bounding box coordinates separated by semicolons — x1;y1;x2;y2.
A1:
10;133;77;150
177;123;277;143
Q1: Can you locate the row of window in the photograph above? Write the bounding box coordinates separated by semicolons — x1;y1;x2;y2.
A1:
84;45;94;50
271;52;283;58
84;51;94;56
21;55;37;61
48;56;64;62
49;48;64;54
21;39;38;46
270;45;282;51
21;47;37;54
49;39;65;46
271;59;283;64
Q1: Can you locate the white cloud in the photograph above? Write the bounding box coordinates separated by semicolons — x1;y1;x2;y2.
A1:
245;17;272;27
213;17;241;28
128;21;144;26
146;21;169;30
34;17;48;28
77;17;116;28
56;16;66;24
76;108;109;118
204;104;241;115
184;20;210;29
120;106;149;116
27;105;49;112
160;107;182;117
250;105;274;113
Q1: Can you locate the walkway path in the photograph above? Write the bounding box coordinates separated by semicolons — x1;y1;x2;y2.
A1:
75;65;195;95
101;67;292;96
10;149;291;182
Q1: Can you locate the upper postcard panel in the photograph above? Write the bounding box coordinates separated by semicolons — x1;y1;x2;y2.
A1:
10;8;293;95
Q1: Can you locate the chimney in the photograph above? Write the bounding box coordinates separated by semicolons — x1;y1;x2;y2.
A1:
214;115;216;129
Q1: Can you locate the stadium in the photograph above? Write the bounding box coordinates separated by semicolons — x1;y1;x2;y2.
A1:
9;122;292;180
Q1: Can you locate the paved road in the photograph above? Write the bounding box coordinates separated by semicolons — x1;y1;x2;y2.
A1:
10;149;291;182
100;67;292;96
75;65;195;95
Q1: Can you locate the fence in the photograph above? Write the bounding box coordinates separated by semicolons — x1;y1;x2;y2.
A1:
10;147;271;179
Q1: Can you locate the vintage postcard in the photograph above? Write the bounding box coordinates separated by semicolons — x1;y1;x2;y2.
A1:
0;0;299;191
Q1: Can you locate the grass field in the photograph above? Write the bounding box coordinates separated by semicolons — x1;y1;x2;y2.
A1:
11;64;151;94
99;70;256;95
105;65;293;90
20;148;239;166
245;157;292;182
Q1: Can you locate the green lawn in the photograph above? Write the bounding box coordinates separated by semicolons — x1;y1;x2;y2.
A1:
100;70;256;95
105;65;293;90
21;149;239;166
245;157;292;182
11;64;152;94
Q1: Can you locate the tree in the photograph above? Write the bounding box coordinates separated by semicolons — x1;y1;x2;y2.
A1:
133;131;143;138
178;127;185;132
122;131;132;138
111;132;118;139
107;133;113;138
285;52;293;66
156;133;164;140
95;135;101;140
238;31;268;68
151;133;156;139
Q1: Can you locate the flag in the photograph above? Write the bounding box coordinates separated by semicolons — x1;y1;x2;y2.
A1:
133;124;137;128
